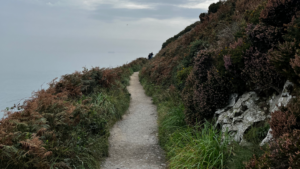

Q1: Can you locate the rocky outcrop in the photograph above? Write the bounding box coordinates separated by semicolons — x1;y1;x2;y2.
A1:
216;92;267;143
260;80;294;146
215;80;294;145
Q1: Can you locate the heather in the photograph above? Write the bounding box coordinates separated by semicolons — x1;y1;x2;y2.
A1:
0;58;147;169
140;0;300;168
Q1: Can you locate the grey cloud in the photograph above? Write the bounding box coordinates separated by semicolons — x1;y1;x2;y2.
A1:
91;4;205;21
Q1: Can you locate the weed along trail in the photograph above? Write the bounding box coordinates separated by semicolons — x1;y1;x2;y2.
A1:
102;72;166;169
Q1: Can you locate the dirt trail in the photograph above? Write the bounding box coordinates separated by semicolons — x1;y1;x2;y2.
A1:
102;72;166;169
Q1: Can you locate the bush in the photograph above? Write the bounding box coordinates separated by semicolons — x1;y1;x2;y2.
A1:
161;22;200;49
260;0;300;27
199;13;208;23
242;47;285;94
283;14;300;42
209;1;223;14
246;23;284;52
268;41;297;83
244;122;270;144
246;92;300;169
176;66;192;91
183;51;230;125
246;130;300;169
182;40;209;67
244;2;266;24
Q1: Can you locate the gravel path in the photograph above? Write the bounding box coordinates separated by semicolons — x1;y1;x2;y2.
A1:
102;72;166;169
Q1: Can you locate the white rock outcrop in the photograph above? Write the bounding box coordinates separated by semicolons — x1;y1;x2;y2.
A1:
216;80;294;145
216;92;266;143
260;80;294;146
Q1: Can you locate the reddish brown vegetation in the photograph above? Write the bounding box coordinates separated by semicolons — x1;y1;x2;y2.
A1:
242;47;284;93
260;0;300;26
0;58;147;168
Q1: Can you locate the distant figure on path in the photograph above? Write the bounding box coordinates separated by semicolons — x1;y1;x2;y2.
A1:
148;52;154;60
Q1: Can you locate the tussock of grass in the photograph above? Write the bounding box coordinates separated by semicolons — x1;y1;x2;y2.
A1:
166;122;230;169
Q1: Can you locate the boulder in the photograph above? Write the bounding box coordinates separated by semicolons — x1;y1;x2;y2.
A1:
216;80;294;145
216;92;267;143
260;80;294;145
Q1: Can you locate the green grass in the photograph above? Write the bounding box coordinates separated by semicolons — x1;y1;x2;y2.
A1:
140;77;233;169
140;76;270;169
166;122;231;169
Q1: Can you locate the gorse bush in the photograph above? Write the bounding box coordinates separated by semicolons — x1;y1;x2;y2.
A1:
0;58;147;169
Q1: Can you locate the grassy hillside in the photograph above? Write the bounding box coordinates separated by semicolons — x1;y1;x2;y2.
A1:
140;0;300;168
0;58;147;169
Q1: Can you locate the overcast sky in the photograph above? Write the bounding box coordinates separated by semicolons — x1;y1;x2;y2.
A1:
0;0;219;71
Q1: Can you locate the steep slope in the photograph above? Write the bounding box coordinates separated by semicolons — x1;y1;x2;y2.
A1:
140;0;300;168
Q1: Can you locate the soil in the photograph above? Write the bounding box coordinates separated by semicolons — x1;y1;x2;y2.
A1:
101;72;166;169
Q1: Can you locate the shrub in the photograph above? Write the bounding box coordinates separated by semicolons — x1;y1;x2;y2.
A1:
209;1;223;14
260;0;300;27
246;130;300;169
270;109;297;139
217;22;241;49
246;93;300;169
176;66;192;91
161;22;200;49
242;47;285;94
244;2;266;24
268;41;297;83
199;13;208;23
216;39;251;76
183;51;230;124
244;122;270;144
226;141;266;169
182;39;209;67
246;23;284;52
283;14;300;43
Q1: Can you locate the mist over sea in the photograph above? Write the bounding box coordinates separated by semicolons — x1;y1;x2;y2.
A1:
0;52;148;119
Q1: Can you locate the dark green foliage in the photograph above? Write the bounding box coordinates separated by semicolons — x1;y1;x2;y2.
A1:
244;3;266;24
242;47;285;94
161;21;200;49
176;66;192;91
247;23;284;53
183;51;231;125
199;13;208;23
244;122;270;144
268;41;298;83
226;142;266;169
209;1;223;14
215;40;251;77
183;40;209;67
284;15;300;43
260;0;300;27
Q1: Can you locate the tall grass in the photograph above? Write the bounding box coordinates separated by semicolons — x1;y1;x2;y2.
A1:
166;122;231;169
140;77;232;169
